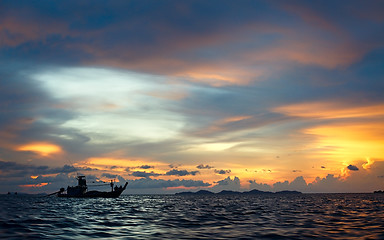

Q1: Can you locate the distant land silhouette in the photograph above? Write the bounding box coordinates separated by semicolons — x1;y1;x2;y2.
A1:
175;189;302;195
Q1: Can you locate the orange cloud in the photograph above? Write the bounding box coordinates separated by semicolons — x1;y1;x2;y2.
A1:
0;118;35;149
16;142;62;156
194;115;252;136
305;123;384;159
221;116;252;123
273;102;384;119
301;121;384;180
282;4;343;36
19;183;48;188
144;89;189;101
165;186;201;190
274;101;384;178
82;157;169;172
245;39;365;69
0;15;70;47
362;157;374;170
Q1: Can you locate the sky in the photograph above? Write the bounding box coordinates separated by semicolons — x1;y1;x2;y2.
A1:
1;0;384;194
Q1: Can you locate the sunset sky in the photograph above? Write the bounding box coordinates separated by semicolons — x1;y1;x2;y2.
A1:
1;0;383;194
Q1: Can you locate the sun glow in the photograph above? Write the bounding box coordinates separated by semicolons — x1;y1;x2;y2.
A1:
17;142;62;156
304;123;384;176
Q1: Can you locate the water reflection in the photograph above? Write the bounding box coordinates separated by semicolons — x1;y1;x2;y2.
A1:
1;194;384;239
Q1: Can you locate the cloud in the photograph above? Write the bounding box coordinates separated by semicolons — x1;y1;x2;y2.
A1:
347;165;359;171
216;176;240;186
0;161;91;177
273;101;384;120
126;178;210;189
169;164;180;168
101;173;118;179
130;171;161;178
214;169;231;174
165;169;199;176
139;165;154;169
208;176;242;192
196;164;214;169
2;0;377;88
248;180;273;192
2;160;384;194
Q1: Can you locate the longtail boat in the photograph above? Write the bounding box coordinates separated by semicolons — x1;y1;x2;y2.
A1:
52;176;128;198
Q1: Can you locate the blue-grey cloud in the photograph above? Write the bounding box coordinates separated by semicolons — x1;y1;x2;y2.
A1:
165;169;199;176
131;171;161;178
139;165;154;169
214;169;231;174
0;161;92;177
127;178;210;189
216;176;240;186
101;173;118;179
196;164;214;169
347;165;359;171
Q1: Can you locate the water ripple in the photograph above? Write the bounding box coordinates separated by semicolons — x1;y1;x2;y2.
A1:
1;193;384;239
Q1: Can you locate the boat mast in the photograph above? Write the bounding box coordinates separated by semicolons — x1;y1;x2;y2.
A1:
110;180;114;192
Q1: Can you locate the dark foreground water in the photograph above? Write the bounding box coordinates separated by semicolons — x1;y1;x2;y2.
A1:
1;193;383;239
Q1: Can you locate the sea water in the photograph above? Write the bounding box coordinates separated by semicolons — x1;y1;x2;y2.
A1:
0;193;383;239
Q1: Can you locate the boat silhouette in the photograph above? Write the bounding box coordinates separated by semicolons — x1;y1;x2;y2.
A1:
52;176;128;198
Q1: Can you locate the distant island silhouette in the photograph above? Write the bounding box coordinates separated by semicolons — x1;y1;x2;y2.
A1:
175;189;302;195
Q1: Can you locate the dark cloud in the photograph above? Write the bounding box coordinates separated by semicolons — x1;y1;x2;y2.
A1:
165;169;199;176
168;164;180;169
139;165;154;169
347;165;359;171
214;169;231;174
101;173;118;179
0;69;76;145
216;176;240;186
127;178;210;189
248;180;273;192
292;170;301;173
0;161;91;177
117;175;126;183
131;171;161;178
196;164;214;169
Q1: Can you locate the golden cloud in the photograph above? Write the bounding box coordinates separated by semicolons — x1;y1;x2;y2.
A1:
16;142;62;156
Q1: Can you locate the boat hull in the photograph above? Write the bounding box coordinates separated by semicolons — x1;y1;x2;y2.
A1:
58;190;123;198
58;182;128;198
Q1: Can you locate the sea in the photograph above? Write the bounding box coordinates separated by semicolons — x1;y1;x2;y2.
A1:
0;193;383;239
